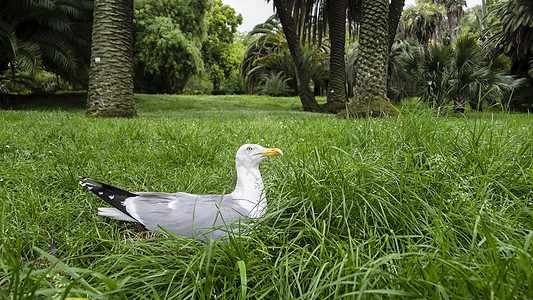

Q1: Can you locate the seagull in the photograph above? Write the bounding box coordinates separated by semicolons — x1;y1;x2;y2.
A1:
79;144;282;240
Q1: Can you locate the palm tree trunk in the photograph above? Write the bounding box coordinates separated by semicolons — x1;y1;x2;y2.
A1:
481;0;488;28
388;0;405;52
87;0;136;117
387;0;405;89
341;0;399;118
273;0;322;112
355;0;388;96
446;3;464;45
326;0;348;107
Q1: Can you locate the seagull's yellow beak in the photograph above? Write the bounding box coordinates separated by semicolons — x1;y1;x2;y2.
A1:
258;148;283;157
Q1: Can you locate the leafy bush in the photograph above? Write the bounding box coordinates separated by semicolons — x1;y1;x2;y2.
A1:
240;16;329;95
219;69;244;94
256;72;294;96
182;75;214;95
391;35;522;111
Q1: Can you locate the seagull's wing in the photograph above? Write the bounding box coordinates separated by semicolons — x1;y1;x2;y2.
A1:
79;177;139;221
124;192;250;239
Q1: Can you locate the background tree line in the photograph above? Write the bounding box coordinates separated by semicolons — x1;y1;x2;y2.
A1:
1;0;532;116
0;0;243;96
242;0;532;114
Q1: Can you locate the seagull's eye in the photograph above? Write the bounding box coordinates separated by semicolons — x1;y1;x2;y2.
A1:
246;147;253;152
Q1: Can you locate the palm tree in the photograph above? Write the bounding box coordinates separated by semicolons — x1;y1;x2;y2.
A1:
267;0;405;116
388;0;406;52
394;35;521;112
86;0;136;117
486;0;533;110
461;5;486;39
292;0;351;108
240;17;284;93
268;0;322;112
341;0;403;117
438;0;466;44
288;0;363;112
481;0;488;29
488;0;533;77
400;2;445;46
240;16;329;97
0;0;92;91
325;0;348;107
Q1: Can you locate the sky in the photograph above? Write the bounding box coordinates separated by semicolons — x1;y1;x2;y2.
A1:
221;0;483;33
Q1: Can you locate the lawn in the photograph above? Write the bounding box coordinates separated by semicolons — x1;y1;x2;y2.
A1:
1;94;532;299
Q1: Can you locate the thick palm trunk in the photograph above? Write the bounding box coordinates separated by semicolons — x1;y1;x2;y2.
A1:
87;0;135;117
387;0;405;90
340;0;399;118
388;0;405;52
355;0;389;96
273;0;322;112
325;0;348;109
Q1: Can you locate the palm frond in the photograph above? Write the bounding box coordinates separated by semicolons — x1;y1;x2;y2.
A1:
54;0;92;20
0;21;18;59
23;7;74;35
36;0;56;11
30;30;77;71
15;41;43;75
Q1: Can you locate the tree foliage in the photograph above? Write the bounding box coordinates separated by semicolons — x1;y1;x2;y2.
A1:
240;16;329;96
256;71;294;96
284;0;361;106
133;0;211;94
202;0;243;91
399;2;445;46
0;0;93;91
391;35;521;111
481;0;533;110
488;0;533;76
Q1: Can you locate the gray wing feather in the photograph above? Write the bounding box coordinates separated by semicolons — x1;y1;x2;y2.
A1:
124;192;250;239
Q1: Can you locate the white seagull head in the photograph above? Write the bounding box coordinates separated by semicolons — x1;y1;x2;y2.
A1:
235;144;283;168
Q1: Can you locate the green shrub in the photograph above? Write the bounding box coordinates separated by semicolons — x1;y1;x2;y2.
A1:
256;72;294;97
182;75;214;95
219;69;243;94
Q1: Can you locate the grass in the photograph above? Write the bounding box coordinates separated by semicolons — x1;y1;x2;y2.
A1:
1;94;533;299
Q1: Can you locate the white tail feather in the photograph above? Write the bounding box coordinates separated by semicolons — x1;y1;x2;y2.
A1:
98;207;137;222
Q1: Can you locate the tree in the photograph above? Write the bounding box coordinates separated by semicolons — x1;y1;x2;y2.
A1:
325;0;348;108
489;0;533;77
340;0;403;117
240;16;329;96
481;0;488;28
461;5;486;39
269;0;322;112
288;0;362;112
133;0;210;94
86;0;136;117
435;0;466;44
202;0;243;92
0;0;93;91
399;2;445;46
393;35;521;112
487;0;533;110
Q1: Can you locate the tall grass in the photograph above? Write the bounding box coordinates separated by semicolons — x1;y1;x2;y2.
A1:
1;95;532;298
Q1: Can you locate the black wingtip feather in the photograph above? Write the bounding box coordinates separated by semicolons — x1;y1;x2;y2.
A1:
79;177;138;220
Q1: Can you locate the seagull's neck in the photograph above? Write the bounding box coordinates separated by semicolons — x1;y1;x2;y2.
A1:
231;164;266;218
